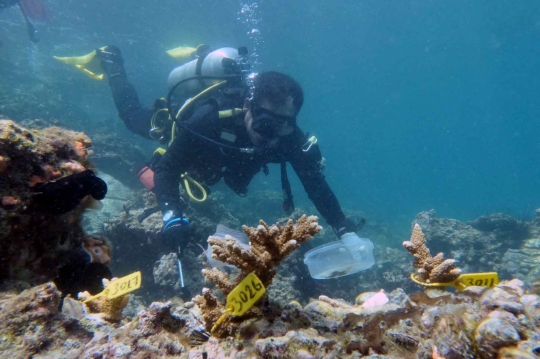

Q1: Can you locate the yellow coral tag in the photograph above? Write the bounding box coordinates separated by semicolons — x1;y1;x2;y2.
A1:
84;271;142;303
452;272;499;290
226;273;266;316
411;272;499;290
106;271;142;299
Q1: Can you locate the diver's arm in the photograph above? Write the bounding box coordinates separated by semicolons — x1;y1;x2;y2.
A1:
108;74;154;140
289;139;347;230
97;46;154;140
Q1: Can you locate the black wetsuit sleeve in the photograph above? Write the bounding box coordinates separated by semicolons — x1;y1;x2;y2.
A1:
153;103;219;212
289;140;346;229
105;60;154;139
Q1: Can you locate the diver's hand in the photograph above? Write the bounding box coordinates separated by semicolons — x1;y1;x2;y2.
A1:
162;211;190;250
95;45;123;63
335;217;366;238
95;45;125;76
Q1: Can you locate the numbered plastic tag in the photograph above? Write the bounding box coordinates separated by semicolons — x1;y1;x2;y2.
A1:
453;272;499;290
411;272;499;290
226;273;266;316
84;271;141;303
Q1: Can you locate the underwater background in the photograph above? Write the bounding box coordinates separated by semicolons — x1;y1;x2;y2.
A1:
2;0;540;236
3;2;540;358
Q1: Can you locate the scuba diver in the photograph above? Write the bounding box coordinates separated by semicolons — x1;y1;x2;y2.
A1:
0;0;48;43
77;45;365;251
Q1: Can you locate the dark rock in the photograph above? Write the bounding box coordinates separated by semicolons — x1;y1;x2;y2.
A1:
475;318;520;359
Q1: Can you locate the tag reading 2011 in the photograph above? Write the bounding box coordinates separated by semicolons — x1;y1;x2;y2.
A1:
105;271;142;299
226;273;266;316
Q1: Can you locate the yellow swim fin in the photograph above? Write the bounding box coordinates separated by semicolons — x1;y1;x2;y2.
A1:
75;65;104;80
53;50;97;66
166;44;209;61
53;46;107;80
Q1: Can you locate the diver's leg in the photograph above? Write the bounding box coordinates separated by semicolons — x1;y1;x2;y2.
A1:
97;46;153;139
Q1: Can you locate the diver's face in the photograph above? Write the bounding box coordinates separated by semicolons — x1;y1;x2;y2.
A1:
243;98;296;146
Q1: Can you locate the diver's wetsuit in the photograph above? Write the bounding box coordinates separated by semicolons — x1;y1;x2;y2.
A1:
153;96;348;230
101;50;347;230
101;49;155;139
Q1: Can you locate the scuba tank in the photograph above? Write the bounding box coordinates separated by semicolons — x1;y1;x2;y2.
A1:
150;46;250;143
167;47;250;104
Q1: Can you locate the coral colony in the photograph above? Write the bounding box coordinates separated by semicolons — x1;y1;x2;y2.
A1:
403;223;462;284
2;119;540;358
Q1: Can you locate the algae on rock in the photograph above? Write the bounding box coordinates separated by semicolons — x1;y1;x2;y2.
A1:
0;119;97;285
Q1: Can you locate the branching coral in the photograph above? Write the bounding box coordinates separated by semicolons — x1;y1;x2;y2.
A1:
403;223;461;284
194;215;321;337
206;215;321;289
79;279;129;322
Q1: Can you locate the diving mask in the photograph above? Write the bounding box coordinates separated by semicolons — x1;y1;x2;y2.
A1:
251;102;296;138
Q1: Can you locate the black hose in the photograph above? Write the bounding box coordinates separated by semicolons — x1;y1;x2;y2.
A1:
176;120;253;153
166;74;254;154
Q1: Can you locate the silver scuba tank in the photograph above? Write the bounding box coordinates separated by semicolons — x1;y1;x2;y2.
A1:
167;47;246;101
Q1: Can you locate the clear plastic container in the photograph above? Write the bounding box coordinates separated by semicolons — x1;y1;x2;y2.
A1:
303;235;375;279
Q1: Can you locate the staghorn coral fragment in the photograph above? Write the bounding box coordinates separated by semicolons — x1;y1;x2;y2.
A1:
403;223;431;268
79;289;130;322
193;288;232;337
403;223;461;286
201;268;234;294
79;278;129;322
429;259;461;284
209;235;266;273
424;252;445;273
240;215;322;283
208;215;321;290
195;215;321;337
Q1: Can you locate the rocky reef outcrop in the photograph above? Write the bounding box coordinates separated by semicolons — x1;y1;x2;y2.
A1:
414;209;540;289
0;119;97;285
414;209;529;273
1;277;540;358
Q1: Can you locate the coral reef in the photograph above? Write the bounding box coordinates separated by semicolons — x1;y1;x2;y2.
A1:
413;210;527;276
82;171;138;235
403;223;462;284
412;209;540;289
0;283;93;358
194;215;322;337
0;119;98;285
99;189;237;301
88;130;153;189
154;252;182;293
208;215;321;288
2;278;540;358
501;238;540;284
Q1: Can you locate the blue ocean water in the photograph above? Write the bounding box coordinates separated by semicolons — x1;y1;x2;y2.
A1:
1;0;539;234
